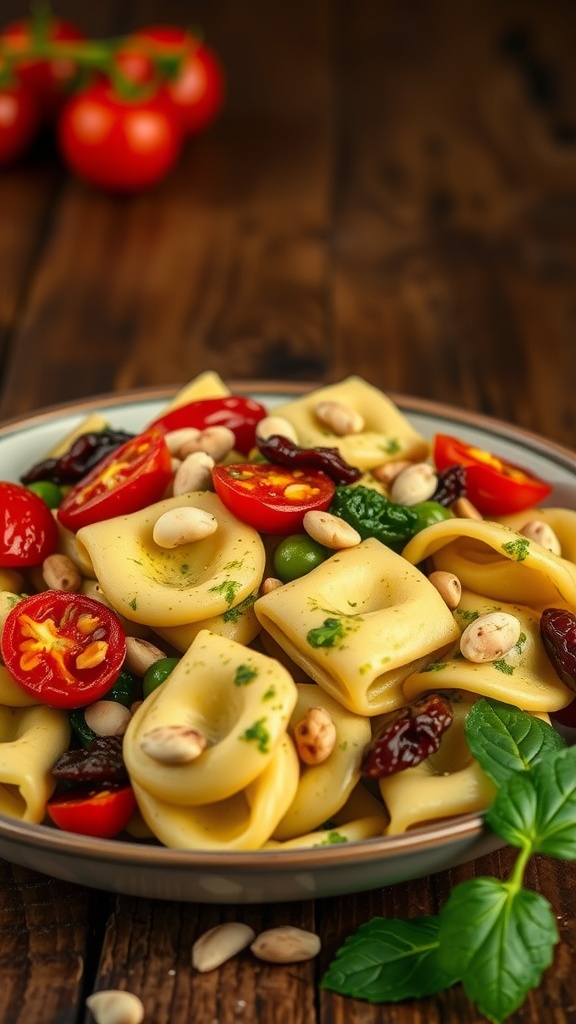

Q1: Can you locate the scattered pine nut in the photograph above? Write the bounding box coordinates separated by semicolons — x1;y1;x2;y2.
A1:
192;922;256;972
520;519;561;555
303;510;361;549
250;926;321;963
153;506;218;548
85;989;144;1024
428;570;462;609
460;611;521;663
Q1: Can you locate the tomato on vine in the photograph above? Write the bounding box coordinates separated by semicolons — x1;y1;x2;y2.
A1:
0;75;40;165
0;15;85;121
57;78;182;191
123;25;225;135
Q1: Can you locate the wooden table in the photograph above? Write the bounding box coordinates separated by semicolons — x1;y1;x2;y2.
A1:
1;1;576;1021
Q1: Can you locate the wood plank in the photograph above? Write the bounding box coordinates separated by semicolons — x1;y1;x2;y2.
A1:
0;0;334;419
331;0;576;445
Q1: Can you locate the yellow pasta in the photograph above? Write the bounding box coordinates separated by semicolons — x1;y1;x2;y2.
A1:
255;537;460;716
272;376;429;470
76;491;265;627
0;705;70;823
123;629;298;806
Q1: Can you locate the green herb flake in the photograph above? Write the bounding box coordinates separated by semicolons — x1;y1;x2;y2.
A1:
307;617;345;649
422;662;447;673
209;579;242;606
316;831;349;846
262;686;277;701
239;718;271;753
502;537;530;561
128;597;138;611
234;664;258;686
222;592;256;623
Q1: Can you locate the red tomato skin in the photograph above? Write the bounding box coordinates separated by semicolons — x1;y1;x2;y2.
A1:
1;591;126;709
552;699;576;729
57;428;172;532
57;81;182;191
433;434;553;515
127;25;225;135
213;463;335;534
47;785;136;838
150;396;267;455
0;481;58;567
1;18;85;121
0;78;40;165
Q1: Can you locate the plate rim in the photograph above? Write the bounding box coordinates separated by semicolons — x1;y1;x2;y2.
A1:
0;382;574;880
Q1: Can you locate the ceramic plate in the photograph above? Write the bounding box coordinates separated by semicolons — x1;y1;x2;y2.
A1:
0;385;574;904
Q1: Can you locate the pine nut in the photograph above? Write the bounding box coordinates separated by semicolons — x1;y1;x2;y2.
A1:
42;553;82;592
124;637;167;676
303;510;361;549
173;451;215;496
140;724;207;764
315;400;364;436
180;426;236;462
428;570;462;609
390;462;438;506
255;415;299;445
261;576;283;595
250;926;321;963
460;611;521;663
293;706;336;765
84;700;132;737
153;506;218;548
450;496;483;519
164;427;202;456
520;519;561;555
86;989;144;1024
192;922;256;972
371;460;412;486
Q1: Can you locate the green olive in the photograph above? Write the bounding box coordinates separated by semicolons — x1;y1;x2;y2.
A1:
411;501;454;534
143;657;180;699
26;480;64;509
273;534;329;583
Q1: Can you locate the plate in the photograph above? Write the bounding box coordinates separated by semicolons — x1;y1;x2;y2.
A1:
0;384;575;904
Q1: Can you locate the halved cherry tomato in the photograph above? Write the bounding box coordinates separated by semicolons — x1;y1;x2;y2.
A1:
149;396;268;455
0;481;58;567
1;591;126;709
0;77;40;165
213;463;335;534
433;434;553;515
46;785;136;838
57;428;172;532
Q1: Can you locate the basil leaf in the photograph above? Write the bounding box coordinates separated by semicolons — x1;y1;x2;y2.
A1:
487;746;576;858
439;878;558;1024
465;697;565;786
320;916;458;1002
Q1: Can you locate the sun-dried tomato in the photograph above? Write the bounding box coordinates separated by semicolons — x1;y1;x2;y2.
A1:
52;735;129;787
21;429;134;485
431;464;467;507
256;434;362;485
540;607;576;694
361;693;453;778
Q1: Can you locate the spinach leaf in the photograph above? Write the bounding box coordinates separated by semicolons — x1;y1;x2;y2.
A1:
329;485;419;552
465;697;566;787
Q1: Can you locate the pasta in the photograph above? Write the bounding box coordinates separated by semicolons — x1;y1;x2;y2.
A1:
0;370;574;851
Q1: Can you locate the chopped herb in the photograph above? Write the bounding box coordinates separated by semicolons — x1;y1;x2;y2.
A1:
502;538;530;561
128;597;137;611
422;662;447;672
456;608;480;624
316;831;349;846
222;592;256;623
307;617;345;648
262;686;277;701
209;579;243;605
240;718;271;753
492;659;514;675
234;664;258;686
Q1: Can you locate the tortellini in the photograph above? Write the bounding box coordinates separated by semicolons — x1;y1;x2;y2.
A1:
76;492;265;628
0;705;70;823
271;376;429;470
255;537;460;716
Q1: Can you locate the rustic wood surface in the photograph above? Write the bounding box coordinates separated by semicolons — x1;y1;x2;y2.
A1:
0;1;575;1022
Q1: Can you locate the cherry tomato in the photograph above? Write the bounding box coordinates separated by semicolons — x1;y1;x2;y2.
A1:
57;428;172;532
1;591;126;709
57;80;182;192
149;395;267;455
46;785;136;838
1;17;85;121
0;77;40;165
0;481;58;567
213;463;335;534
124;25;225;135
433;434;553;515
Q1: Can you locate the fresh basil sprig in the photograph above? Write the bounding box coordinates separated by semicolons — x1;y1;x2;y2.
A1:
321;697;576;1023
